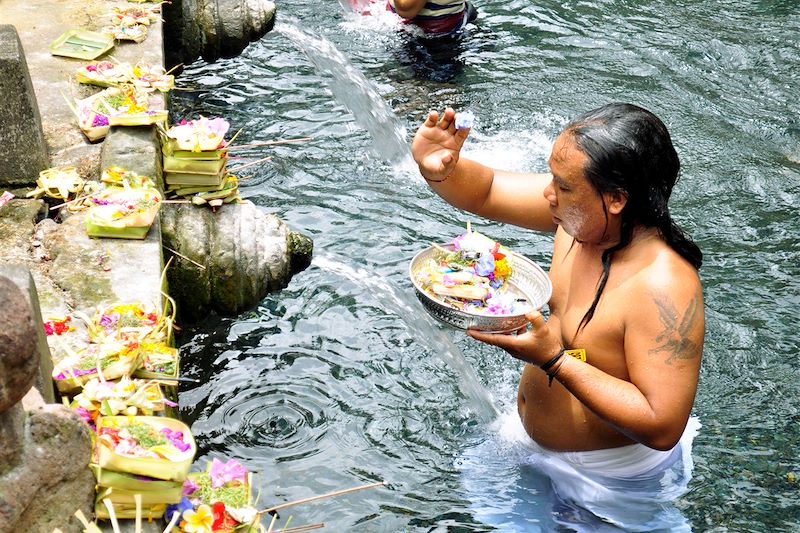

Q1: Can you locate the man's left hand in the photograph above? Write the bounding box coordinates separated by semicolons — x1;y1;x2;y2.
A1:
467;310;562;366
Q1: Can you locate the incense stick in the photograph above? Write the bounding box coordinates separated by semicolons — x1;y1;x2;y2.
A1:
50;192;95;210
163;245;206;270
227;127;244;147
258;481;384;515
162;510;181;533
102;498;122;533
165;62;183;75
227;155;273;173
231;137;312;149
134;493;142;533
278;524;325;533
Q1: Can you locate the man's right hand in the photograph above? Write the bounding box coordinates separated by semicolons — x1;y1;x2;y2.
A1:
411;108;471;183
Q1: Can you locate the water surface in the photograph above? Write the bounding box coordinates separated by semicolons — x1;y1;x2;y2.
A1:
173;1;800;530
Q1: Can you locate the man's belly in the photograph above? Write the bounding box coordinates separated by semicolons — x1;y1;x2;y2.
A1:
517;364;636;451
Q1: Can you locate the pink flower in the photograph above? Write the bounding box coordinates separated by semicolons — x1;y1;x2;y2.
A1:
74;406;96;430
208;458;247;488
183;477;200;496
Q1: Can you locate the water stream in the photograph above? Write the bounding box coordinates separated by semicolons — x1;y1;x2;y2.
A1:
275;22;413;165
312;254;500;424
173;0;800;530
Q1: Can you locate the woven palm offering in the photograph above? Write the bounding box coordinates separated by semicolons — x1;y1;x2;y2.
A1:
135;342;179;380
95;416;196;482
161;117;244;208
84;179;162;239
167;458;260;533
111;5;162;27
131;61;175;92
102;23;148;43
70;85;167;141
75;60;132;87
91;464;184;506
410;223;552;332
70;376;170;429
25;166;84;200
52;339;141;394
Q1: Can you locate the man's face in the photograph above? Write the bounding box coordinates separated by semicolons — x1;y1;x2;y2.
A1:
544;133;611;244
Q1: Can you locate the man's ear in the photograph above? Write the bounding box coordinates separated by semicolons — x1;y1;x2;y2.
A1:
605;190;628;215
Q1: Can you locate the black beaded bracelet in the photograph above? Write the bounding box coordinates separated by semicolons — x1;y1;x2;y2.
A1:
539;349;565;373
547;356;567;386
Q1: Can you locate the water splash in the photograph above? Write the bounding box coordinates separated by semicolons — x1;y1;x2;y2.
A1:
312;254;499;423
276;22;413;165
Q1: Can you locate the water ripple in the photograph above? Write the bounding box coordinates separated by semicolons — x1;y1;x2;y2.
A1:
172;0;800;529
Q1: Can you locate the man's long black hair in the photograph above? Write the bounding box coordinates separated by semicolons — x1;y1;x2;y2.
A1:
563;103;702;333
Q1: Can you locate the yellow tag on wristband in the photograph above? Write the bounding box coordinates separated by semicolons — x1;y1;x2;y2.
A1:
563;349;586;362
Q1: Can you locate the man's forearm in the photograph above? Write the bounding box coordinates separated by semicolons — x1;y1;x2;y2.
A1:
551;356;690;451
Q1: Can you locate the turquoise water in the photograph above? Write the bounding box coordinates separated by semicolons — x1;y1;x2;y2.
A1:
172;1;800;530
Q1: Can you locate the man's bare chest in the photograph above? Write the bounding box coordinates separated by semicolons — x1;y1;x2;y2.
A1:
548;255;630;362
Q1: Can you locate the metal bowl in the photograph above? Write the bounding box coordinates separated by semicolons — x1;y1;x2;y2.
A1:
409;243;552;333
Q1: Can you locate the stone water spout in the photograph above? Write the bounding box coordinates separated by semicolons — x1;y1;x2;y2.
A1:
161;202;313;322
163;0;278;68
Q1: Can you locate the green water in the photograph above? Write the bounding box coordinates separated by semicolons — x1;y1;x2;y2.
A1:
172;1;800;530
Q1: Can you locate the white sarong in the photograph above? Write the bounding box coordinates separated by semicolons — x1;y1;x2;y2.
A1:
458;411;700;532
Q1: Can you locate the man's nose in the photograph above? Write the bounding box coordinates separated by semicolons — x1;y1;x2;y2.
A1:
543;182;556;204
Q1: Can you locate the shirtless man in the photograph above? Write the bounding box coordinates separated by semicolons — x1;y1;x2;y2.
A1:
411;103;704;525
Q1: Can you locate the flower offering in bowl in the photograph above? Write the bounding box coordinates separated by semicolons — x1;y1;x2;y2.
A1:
95;416;196;481
168;458;259;533
409;225;552;333
165;116;230;152
84;181;162;239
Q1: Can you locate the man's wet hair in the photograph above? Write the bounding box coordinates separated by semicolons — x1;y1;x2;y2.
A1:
563;102;702;333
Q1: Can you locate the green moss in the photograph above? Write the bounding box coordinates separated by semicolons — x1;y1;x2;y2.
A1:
193;473;248;508
126;421;167;449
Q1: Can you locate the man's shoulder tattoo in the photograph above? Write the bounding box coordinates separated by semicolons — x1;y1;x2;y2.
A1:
649;291;702;365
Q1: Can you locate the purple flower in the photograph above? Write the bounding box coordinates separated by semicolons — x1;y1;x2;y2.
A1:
182;478;199;496
161;428;191;452
209;458;247;488
99;314;118;327
54;367;97;381
166;497;194;522
73;406;96;431
475;253;495;277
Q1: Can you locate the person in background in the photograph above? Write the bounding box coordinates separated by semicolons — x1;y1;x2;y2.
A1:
388;0;478;36
410;103;705;529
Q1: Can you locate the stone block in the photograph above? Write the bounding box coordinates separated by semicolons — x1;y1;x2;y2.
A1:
0;264;56;403
0;274;38;411
101;125;163;189
0;398;95;533
0;25;48;186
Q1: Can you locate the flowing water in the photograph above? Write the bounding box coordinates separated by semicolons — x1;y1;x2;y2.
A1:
172;1;800;530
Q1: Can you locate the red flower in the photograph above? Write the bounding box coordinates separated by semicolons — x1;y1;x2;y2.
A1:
44;317;73;336
211;502;240;532
491;242;505;261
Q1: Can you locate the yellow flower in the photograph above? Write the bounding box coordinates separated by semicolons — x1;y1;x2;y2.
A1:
494;258;511;280
182;504;214;532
